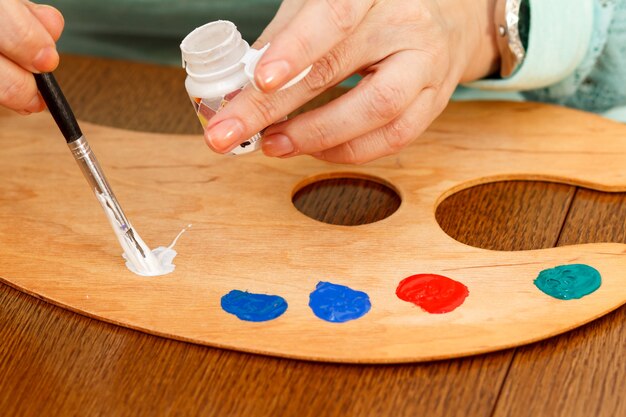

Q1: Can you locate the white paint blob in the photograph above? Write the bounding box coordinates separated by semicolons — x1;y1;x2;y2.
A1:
124;225;192;277
96;192;191;277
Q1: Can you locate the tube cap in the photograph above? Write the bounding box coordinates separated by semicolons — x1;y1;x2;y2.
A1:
242;44;312;91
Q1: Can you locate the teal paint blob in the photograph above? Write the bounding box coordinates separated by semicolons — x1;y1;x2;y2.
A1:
533;264;601;300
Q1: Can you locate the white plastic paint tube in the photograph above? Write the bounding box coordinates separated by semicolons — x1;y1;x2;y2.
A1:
180;20;310;155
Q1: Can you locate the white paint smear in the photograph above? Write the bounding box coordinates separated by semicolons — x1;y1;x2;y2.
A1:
96;192;191;276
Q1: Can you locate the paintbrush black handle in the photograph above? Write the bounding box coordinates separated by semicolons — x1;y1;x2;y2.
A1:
34;73;83;143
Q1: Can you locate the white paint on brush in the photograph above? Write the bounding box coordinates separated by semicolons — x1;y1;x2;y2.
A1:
96;192;190;277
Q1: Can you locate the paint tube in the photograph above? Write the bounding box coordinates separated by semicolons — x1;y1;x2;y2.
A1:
180;20;310;155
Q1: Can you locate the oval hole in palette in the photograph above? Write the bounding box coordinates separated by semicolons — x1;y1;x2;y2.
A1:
292;173;401;226
1;102;625;363
436;181;626;251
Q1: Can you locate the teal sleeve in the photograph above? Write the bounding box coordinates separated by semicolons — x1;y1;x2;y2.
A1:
468;0;626;120
44;0;281;66
523;0;626;115
469;0;594;90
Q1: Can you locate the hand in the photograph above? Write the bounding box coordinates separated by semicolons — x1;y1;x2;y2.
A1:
203;0;499;164
0;0;64;115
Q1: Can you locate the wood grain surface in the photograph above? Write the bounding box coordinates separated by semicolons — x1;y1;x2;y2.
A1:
0;55;624;416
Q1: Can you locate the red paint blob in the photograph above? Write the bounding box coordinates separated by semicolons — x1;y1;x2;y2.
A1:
396;274;469;314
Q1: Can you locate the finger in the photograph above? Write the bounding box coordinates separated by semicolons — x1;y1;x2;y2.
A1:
254;0;374;92
312;87;445;164
24;2;65;42
204;38;365;153
0;0;59;73
261;51;435;157
0;54;45;113
251;0;306;49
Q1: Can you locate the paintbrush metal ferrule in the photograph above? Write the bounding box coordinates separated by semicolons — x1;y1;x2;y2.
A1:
67;136;146;257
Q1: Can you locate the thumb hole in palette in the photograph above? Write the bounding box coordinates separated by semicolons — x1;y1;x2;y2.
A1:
291;173;401;226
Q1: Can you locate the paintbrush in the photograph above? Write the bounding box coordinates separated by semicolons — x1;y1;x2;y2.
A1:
34;72;147;258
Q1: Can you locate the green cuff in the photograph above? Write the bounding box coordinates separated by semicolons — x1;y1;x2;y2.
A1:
468;0;594;91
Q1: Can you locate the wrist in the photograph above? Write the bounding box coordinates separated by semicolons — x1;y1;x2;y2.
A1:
439;0;500;83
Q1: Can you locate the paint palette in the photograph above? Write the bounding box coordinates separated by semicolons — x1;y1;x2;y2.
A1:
1;101;625;363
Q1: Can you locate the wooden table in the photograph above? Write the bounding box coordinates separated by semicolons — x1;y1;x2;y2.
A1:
1;55;624;417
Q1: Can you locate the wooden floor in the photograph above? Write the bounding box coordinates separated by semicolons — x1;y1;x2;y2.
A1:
0;55;624;417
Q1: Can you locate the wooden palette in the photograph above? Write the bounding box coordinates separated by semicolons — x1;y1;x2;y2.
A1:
1;101;625;363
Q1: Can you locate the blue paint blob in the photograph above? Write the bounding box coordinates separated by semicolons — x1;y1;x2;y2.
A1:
533;264;601;300
221;290;288;322
308;281;371;323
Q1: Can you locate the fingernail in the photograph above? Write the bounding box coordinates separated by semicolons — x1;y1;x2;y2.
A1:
262;134;295;157
256;60;291;91
25;95;44;113
205;119;244;151
33;46;57;72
